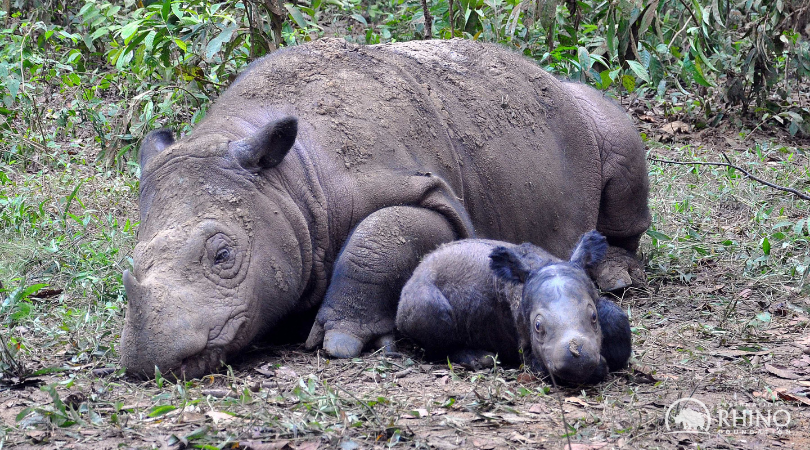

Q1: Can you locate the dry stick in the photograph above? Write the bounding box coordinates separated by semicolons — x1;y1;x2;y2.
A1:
648;155;810;201
536;353;573;450
420;0;433;39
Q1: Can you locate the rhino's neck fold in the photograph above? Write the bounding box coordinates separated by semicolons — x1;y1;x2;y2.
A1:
266;136;332;312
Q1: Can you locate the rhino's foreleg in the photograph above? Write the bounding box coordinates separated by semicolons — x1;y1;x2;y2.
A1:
305;206;457;358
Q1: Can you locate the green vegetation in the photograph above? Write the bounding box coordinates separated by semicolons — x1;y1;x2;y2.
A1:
0;0;808;448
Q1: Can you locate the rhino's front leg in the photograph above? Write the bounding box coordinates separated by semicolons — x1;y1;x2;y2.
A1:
305;206;457;358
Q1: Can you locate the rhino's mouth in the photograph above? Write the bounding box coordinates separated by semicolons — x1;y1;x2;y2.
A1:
178;315;249;379
180;347;226;380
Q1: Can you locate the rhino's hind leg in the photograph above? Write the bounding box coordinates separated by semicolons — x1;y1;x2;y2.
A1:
306;206;457;358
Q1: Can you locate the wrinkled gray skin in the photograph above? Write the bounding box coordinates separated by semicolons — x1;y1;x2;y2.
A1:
396;231;630;384
121;38;650;379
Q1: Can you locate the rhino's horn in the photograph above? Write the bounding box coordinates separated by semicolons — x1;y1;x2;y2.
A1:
231;116;298;172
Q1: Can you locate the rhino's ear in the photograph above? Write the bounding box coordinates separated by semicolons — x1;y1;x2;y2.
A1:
140;129;175;169
230;116;298;173
569;230;607;270
490;247;530;284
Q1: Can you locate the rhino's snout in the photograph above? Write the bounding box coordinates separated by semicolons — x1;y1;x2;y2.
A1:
121;270;213;379
545;333;602;384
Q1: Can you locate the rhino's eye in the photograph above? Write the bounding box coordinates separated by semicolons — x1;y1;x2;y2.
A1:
215;248;232;265
534;317;544;338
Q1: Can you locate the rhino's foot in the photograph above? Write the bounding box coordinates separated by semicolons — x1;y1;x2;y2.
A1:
450;349;499;370
305;321;325;351
591;246;647;293
323;330;365;358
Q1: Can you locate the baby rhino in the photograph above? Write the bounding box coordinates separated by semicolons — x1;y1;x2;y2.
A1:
396;231;631;384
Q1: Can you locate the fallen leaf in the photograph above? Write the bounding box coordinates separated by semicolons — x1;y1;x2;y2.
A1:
402;408;428;418
564;397;591;407
472;438;497;449
712;349;771;358
765;364;801;380
774;389;810;406
295;442;320;450
30;288;62;299
275;366;298;380
201;389;238;398
206;410;236;424
64;392;86;409
516;372;536;384
660;120;690;134
637;114;657;123
738;288;753;299
528;403;547;414
629;367;658;383
182;411;206;422
25;430;48;443
255;364;275;377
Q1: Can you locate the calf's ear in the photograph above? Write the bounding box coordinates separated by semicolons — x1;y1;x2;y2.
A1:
230;116;298;173
569;230;608;269
140;129;175;169
490;247;530;284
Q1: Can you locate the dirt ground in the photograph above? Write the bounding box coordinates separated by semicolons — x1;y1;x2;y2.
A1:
3;100;810;449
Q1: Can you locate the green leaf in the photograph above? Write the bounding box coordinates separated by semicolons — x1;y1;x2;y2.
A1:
10;302;31;321
682;59;713;87
606;11;616;58
760;236;771;255
350;13;367;25
148;405;177;417
173;38;187;53
621;74;636;93
161;0;171;22
286;4;309;29
646;230;672;241
119;20;142;43
15;407;35;422
756;312;771;323
205;22;237;61
577;47;592;72
598;70;613;89
626;60;650;83
144;30;157;52
21;283;48;298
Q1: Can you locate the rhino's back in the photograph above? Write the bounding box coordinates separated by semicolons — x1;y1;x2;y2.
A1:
208;39;603;258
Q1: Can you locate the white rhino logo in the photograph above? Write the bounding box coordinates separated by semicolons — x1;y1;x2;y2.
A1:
666;398;711;433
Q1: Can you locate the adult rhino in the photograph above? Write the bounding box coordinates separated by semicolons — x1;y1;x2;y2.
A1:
121;38;650;379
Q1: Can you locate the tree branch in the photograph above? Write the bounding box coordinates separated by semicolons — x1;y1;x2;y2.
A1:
420;0;432;39
648;154;810;201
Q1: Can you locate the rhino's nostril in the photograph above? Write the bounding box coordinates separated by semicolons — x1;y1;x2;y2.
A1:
568;338;582;357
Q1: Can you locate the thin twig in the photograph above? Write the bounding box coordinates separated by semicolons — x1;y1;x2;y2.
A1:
648;155;810;201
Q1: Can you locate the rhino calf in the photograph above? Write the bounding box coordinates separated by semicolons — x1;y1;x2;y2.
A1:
396;231;631;384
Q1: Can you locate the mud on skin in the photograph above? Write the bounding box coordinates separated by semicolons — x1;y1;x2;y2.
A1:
122;38;649;379
396;231;632;385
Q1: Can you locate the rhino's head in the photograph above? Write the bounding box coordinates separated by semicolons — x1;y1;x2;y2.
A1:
490;231;609;384
121;117;312;379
